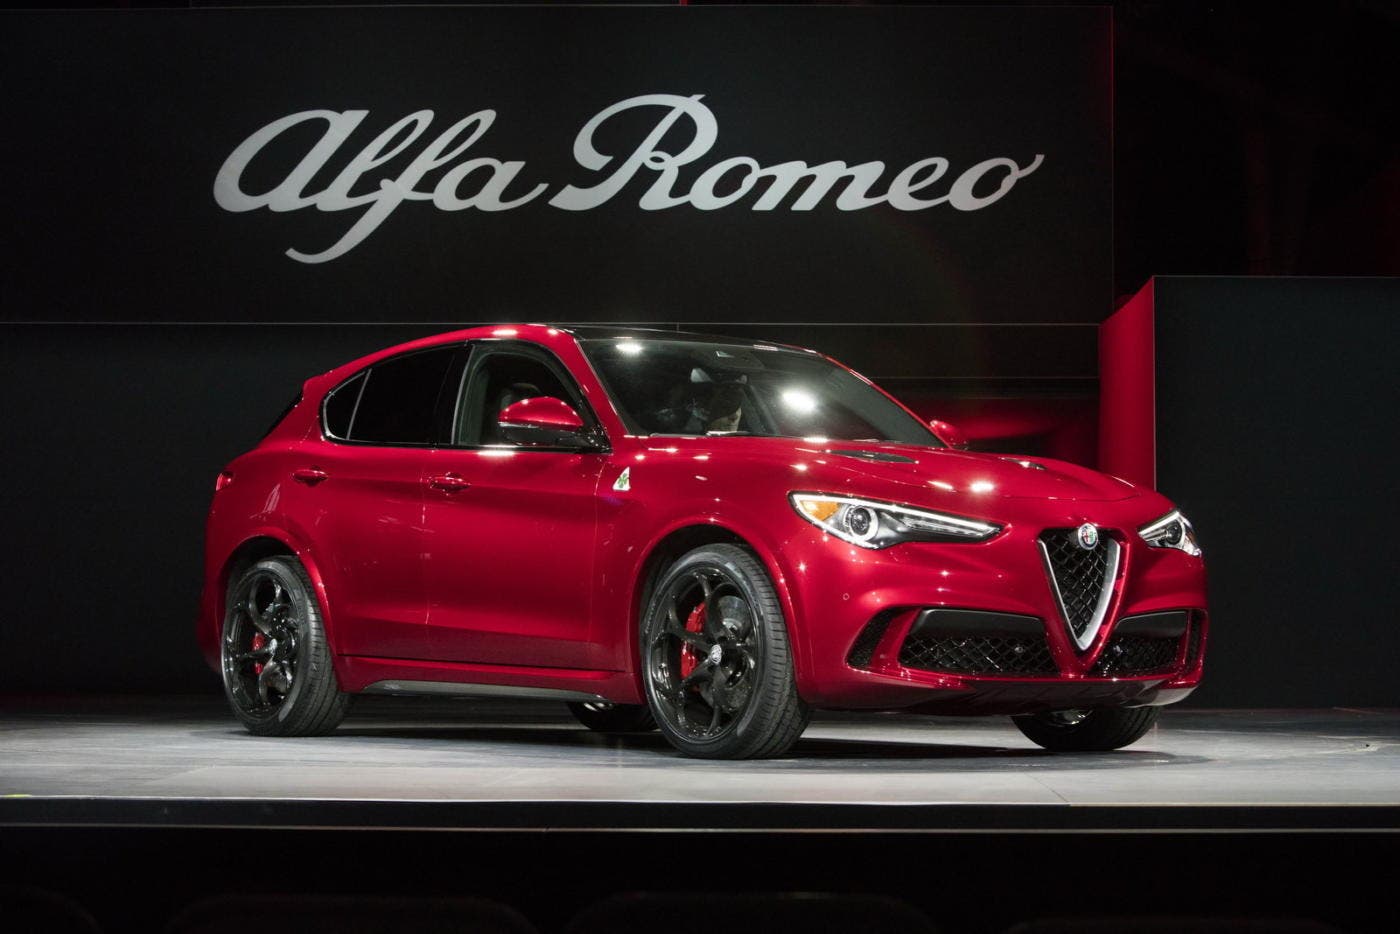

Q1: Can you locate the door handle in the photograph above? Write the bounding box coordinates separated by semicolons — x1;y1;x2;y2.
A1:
291;467;329;485
427;473;471;493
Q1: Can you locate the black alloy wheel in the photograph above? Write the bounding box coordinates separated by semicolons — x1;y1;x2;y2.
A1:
221;556;349;736
642;544;809;759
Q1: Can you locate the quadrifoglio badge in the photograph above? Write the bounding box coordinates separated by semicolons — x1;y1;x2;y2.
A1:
214;93;1045;264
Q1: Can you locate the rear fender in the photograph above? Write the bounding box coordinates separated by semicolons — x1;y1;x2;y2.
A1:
204;525;341;670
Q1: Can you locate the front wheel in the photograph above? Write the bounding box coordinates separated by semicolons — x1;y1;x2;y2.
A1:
640;544;810;759
1012;706;1161;752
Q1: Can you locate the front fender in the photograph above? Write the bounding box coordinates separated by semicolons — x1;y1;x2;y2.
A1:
594;470;815;702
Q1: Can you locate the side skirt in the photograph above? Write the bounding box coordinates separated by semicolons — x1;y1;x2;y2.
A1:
362;680;609;704
336;655;644;705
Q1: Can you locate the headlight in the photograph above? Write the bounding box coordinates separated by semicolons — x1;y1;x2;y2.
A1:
790;493;1001;548
1138;509;1202;556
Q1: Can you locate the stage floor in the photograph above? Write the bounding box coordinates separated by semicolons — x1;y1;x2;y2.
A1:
2;697;1397;831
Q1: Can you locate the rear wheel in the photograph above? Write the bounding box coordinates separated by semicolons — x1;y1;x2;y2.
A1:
640;544;810;759
221;556;349;736
567;701;657;733
1012;706;1160;752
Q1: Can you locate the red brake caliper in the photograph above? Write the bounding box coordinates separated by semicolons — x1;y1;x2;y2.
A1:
250;633;267;675
678;602;707;680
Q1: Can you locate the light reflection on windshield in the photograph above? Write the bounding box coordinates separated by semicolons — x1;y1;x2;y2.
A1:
581;338;941;446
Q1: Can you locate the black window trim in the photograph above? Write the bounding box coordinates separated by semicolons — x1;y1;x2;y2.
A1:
447;338;610;453
320;371;366;443
319;342;468;449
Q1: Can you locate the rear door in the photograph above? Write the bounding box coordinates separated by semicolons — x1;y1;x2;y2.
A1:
302;343;467;658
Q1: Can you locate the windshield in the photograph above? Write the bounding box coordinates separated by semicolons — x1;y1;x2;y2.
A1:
581;338;941;446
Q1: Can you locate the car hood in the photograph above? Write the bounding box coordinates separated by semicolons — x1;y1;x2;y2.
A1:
656;436;1142;504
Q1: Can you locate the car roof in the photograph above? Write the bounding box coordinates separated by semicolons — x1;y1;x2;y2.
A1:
414;323;810;352
315;323;815;386
561;324;730;342
560;325;816;355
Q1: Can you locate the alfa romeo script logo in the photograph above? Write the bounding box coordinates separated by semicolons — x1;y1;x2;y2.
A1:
213;93;1046;264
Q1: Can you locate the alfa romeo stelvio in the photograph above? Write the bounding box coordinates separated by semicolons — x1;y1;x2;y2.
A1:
199;324;1208;758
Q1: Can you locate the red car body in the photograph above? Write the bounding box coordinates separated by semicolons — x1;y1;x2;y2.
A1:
198;324;1207;716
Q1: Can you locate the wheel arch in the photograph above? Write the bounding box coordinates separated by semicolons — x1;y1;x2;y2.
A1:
625;519;809;699
214;531;341;658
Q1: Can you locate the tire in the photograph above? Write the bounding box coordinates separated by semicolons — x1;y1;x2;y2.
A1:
221;555;350;736
567;701;657;733
1012;705;1161;752
640;543;810;759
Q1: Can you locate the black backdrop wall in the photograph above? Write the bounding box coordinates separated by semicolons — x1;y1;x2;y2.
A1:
1154;277;1399;708
4;7;1392;708
3;6;1110;326
0;6;1110;695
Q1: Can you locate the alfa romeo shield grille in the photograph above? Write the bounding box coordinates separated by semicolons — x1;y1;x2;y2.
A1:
1039;528;1120;651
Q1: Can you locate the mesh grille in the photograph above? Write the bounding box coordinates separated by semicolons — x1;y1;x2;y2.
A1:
1040;528;1114;643
900;634;1057;676
847;611;897;668
1091;634;1181;676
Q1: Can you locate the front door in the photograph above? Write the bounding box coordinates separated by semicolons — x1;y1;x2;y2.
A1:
421;343;609;669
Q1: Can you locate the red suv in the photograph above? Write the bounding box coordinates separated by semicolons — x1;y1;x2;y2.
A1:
198;324;1208;758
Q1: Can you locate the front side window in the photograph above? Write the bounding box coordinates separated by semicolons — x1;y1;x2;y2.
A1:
455;348;584;446
581;338;940;446
325;345;461;446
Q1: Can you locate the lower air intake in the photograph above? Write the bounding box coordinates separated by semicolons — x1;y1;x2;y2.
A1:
1090;634;1181;676
900;634;1057;676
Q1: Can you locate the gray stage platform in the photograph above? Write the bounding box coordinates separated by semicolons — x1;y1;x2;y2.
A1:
2;697;1397;831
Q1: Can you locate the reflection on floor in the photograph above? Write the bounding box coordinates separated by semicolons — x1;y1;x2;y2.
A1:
1;696;1396;933
1;696;1396;809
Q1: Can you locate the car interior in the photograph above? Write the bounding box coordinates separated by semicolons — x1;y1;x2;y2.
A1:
456;350;576;445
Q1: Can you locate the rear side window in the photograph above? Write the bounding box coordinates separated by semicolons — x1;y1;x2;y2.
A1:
322;373;365;440
346;346;460;445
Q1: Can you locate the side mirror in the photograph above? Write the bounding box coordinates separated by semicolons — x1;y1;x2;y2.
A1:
496;396;597;447
929;418;969;450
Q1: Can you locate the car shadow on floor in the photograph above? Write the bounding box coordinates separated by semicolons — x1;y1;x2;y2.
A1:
312;723;1209;768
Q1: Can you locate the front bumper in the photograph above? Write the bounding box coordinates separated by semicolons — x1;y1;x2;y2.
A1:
775;503;1209;714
